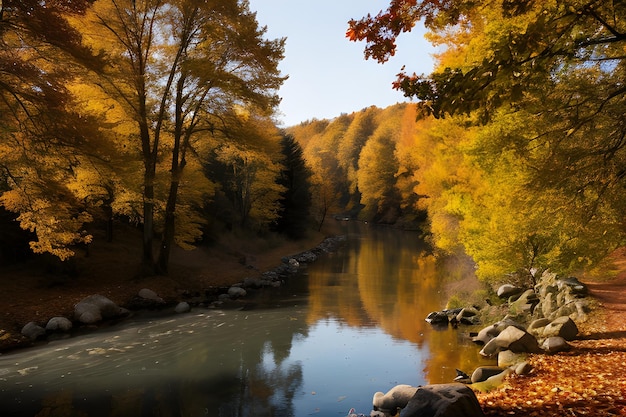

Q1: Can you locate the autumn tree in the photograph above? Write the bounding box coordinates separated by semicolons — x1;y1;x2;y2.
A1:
356;107;404;222
0;1;111;260
337;106;378;209
206;111;286;232
349;0;626;278
290;114;353;228
73;0;285;272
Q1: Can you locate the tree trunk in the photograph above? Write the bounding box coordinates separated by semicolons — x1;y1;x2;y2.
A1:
142;168;155;272
156;176;180;274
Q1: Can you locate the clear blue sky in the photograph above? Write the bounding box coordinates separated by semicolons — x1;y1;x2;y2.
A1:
247;0;435;127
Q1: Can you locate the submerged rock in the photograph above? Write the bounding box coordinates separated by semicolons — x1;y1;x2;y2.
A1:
425;311;449;326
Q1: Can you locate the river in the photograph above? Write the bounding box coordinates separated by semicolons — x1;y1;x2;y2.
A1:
0;222;493;417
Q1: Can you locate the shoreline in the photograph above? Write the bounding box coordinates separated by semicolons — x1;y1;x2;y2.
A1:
0;233;347;354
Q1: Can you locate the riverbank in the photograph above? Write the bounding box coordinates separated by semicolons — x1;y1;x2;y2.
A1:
0;223;340;352
1;226;625;416
475;251;626;416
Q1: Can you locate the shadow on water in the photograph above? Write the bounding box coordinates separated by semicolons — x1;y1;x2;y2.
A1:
0;222;492;417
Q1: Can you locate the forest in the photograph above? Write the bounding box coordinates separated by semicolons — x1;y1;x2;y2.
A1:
1;0;625;286
0;0;314;276
342;0;626;283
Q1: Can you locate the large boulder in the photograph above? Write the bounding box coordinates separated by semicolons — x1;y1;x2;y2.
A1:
399;383;485;417
527;318;551;337
456;307;479;325
480;325;541;357
542;316;579;340
541;292;559;318
74;294;128;325
373;384;418;415
472;324;500;345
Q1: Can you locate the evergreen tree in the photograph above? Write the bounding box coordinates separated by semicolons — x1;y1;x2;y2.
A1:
274;134;312;239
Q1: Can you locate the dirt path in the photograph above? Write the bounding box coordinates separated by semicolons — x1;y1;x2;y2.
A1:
585;273;626;332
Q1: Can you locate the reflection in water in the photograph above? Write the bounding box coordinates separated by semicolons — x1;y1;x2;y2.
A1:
305;223;493;386
0;223;493;417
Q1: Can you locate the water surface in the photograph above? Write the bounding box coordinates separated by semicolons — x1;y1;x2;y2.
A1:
0;223;492;416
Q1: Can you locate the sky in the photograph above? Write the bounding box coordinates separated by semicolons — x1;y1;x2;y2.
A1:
247;0;436;127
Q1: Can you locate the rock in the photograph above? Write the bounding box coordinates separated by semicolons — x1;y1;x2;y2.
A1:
479;337;502;357
74;294;127;325
174;302;190;314
472;319;524;345
480;326;540;357
497;284;523;299
542;316;578;340
456;307;478;321
227;286;247;299
574;301;589;322
514;361;533;375
557;276;588;296
541;292;558;318
399;383;485;417
21;322;46;340
499;326;541;353
497;350;528;367
542;336;571;353
296;251;317;263
243;277;263;288
472;324;500;345
527;318;551;337
425;311;449;326
509;289;539;315
45;317;73;332
373;384;418;415
138;288;165;303
471;368;513;393
471;366;505;383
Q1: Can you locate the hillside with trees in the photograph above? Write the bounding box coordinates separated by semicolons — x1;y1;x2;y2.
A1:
2;0;624;292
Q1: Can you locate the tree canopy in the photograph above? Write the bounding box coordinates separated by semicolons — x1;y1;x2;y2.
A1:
0;1;298;273
345;0;626;281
